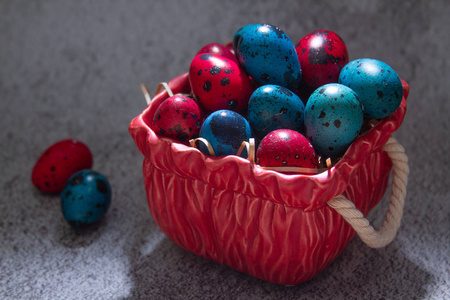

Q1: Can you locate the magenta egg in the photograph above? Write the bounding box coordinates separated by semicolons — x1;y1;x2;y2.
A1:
151;95;204;144
257;129;320;169
189;53;253;113
296;30;349;93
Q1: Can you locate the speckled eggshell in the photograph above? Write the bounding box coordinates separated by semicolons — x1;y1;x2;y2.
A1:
189;53;253;113
339;58;403;119
198;109;252;157
296;30;349;91
31;139;93;193
233;24;302;92
248;85;305;139
151;95;204;144
197;43;239;64
257;129;319;169
60;170;111;227
304;83;363;159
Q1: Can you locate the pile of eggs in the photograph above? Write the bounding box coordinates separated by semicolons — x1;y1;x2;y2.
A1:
31;139;111;227
150;24;403;172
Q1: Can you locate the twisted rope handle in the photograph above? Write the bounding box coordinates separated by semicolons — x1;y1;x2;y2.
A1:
327;136;409;248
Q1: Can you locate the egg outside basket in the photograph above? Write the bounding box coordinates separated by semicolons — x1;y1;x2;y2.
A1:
129;72;409;285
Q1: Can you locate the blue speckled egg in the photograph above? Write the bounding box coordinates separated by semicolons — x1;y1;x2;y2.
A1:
199;110;252;157
304;83;363;159
339;58;403;119
61;170;112;227
233;24;302;92
248;85;305;139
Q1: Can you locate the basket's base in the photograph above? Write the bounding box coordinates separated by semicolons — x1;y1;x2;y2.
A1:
143;148;391;285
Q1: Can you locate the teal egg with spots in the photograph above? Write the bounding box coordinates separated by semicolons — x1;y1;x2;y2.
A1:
248;84;305;139
61;170;112;227
304;83;363;159
339;58;403;119
233;24;302;92
199;110;252;157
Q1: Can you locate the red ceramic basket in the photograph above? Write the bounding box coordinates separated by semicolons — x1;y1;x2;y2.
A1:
129;72;409;285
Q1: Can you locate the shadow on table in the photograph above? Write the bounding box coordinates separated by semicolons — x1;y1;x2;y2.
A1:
123;223;434;300
54;214;109;249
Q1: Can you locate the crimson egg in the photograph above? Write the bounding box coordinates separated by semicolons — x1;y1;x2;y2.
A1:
151;95;204;144
31;139;93;193
196;43;239;64
296;30;349;96
257;129;319;169
189;53;253;113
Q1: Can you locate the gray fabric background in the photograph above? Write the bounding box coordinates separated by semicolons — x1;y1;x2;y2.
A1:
1;1;449;299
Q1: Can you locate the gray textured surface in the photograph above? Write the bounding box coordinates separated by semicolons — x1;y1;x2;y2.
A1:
1;1;449;299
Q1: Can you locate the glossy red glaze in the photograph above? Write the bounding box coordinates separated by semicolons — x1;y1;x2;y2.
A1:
189;53;253;113
31;139;93;193
296;30;349;90
129;72;408;285
257;129;319;169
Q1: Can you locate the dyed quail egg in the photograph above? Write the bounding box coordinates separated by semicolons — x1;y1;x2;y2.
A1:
189;53;253;113
248;85;305;139
31;139;93;193
196;43;239;64
233;24;302;92
339;58;403;119
257;129;319;169
296;29;349;96
304;83;363;159
151;95;204;144
60;170;111;227
198;109;252;157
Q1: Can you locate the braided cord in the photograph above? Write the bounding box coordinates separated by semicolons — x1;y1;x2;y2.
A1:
327;136;409;248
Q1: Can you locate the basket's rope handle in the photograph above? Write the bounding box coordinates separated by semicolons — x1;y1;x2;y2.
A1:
327;136;409;248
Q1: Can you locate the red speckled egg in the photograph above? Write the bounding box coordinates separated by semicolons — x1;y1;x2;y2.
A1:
257;129;319;169
197;43;239;64
151;95;204;144
189;53;253;113
31;139;93;193
296;30;349;93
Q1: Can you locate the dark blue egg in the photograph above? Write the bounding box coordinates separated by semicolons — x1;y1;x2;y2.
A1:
199;110;252;157
233;24;302;92
60;170;112;227
304;83;363;159
339;58;403;119
248;85;305;139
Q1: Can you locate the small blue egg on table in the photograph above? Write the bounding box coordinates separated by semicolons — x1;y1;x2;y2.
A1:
60;170;112;227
